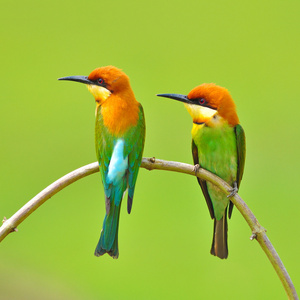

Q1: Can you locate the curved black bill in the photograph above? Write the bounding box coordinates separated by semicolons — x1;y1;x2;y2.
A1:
157;93;193;104
58;75;93;85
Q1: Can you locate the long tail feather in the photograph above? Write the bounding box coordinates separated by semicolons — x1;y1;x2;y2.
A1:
210;208;228;259
94;201;121;259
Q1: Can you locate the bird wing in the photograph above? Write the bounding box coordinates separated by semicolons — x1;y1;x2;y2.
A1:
96;104;145;215
192;139;214;219
234;124;246;188
124;104;146;214
95;111;116;214
228;124;246;218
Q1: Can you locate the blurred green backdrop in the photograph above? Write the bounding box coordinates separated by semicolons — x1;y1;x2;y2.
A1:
1;0;299;299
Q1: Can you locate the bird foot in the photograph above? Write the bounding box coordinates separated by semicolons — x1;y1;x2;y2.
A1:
194;164;200;176
227;182;238;198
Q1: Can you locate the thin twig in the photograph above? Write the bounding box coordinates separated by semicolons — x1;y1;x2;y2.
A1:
0;158;298;299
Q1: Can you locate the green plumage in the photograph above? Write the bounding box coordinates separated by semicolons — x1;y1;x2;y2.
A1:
94;104;145;258
192;123;245;259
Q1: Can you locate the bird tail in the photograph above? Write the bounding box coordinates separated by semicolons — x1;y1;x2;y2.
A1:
210;208;228;259
94;200;121;259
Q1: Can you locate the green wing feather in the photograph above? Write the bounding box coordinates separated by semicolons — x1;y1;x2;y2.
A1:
228;124;246;218
124;104;146;213
235;124;246;188
95;111;115;212
192;139;214;219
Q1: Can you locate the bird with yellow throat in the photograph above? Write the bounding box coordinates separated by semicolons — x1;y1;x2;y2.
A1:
158;84;245;259
59;66;145;258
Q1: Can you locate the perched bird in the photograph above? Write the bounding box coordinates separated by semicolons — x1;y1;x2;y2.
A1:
157;84;245;259
59;66;145;258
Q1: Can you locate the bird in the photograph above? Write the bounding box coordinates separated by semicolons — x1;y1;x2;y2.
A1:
59;66;145;258
157;83;245;259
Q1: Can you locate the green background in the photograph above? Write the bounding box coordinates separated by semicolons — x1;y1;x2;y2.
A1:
1;0;299;299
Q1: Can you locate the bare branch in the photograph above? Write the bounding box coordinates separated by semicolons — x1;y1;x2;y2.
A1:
0;162;98;242
0;158;298;299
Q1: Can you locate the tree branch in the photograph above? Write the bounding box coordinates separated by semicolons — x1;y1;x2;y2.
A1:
0;158;298;299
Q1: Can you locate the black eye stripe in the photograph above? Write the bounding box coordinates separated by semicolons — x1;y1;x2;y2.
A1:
194;98;216;110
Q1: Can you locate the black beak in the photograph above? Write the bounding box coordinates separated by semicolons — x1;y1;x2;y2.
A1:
157;93;193;104
58;75;94;85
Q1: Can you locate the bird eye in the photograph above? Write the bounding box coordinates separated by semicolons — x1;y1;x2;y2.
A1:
199;98;206;105
98;78;104;85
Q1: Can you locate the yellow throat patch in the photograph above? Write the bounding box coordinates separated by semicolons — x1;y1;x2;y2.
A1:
87;85;111;104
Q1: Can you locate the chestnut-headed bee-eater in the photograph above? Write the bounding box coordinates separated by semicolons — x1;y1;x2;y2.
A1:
158;83;245;259
59;66;145;258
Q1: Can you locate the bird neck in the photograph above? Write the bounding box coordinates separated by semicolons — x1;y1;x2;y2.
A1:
191;116;234;137
184;103;216;125
218;100;239;126
87;85;111;104
98;91;140;136
184;103;239;127
191;123;205;137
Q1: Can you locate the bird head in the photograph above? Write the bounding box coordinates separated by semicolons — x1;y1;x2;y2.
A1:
158;83;239;126
59;66;131;105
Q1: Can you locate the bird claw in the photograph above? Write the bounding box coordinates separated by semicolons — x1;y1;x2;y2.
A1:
194;164;200;176
227;182;238;198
